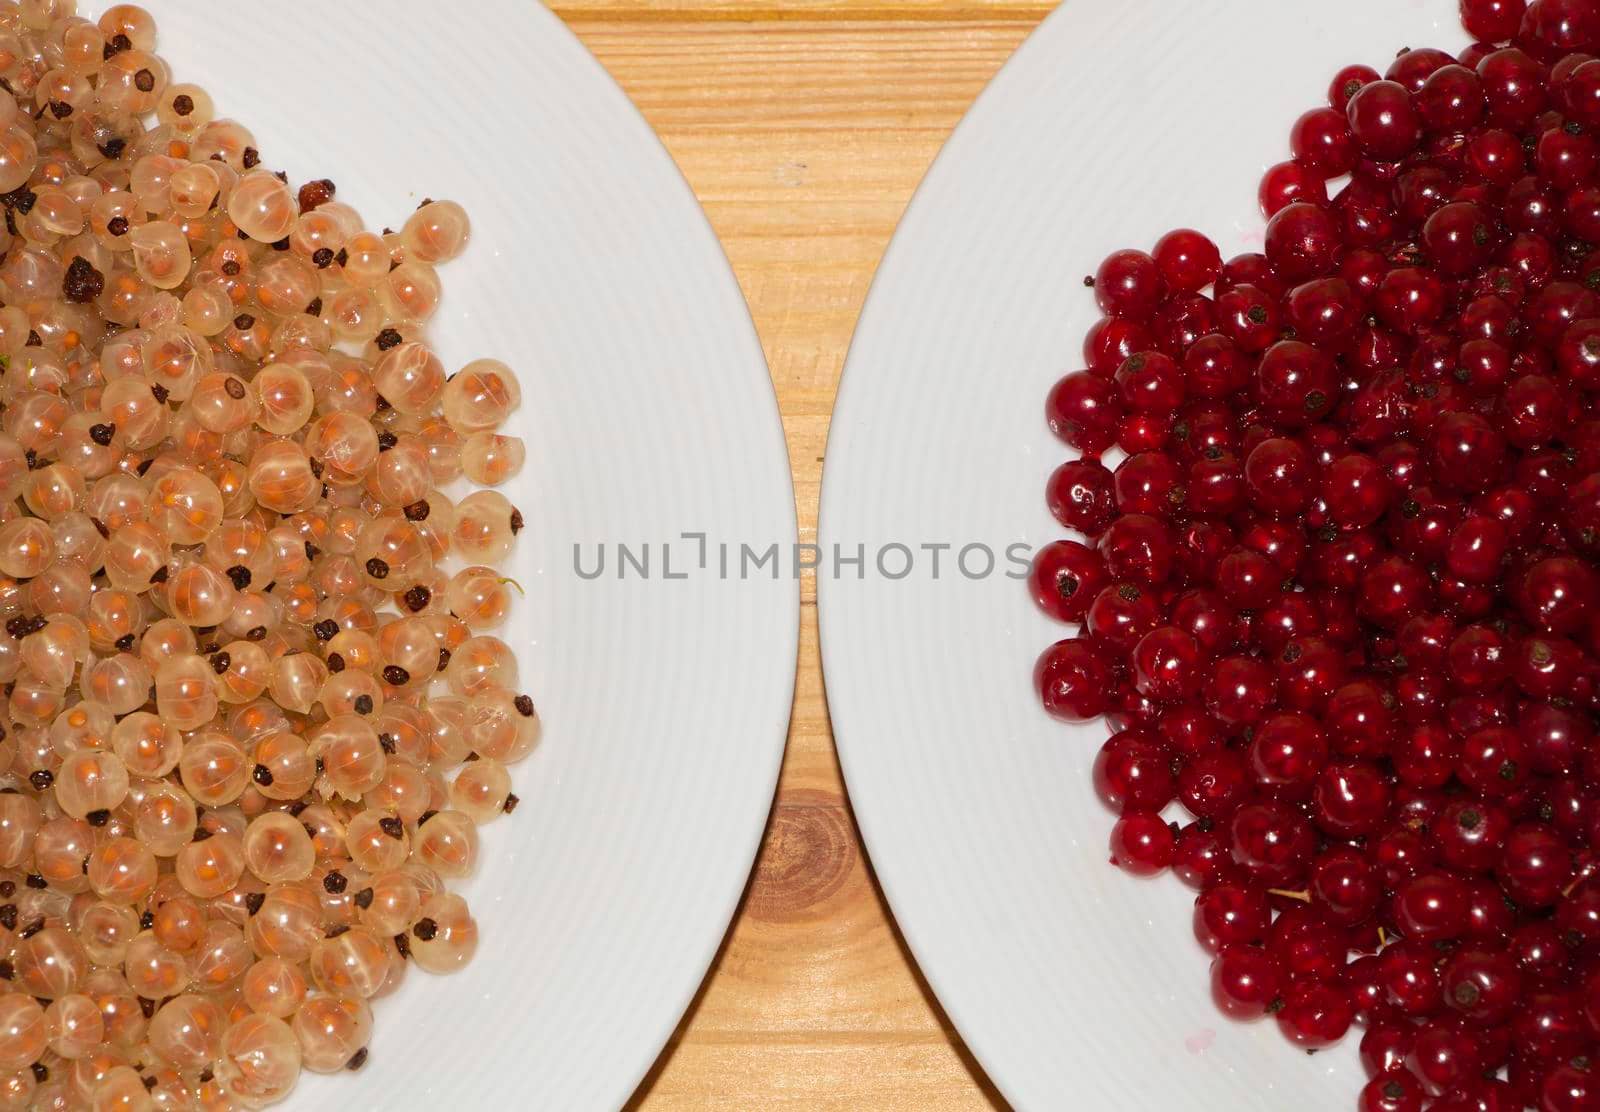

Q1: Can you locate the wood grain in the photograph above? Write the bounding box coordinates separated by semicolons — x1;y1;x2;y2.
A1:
550;5;1043;1107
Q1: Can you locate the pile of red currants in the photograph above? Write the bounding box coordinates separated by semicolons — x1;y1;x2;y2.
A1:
1033;0;1600;1108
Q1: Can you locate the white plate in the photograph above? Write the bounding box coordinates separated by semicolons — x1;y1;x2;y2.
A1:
151;1;798;1107
820;1;1463;1108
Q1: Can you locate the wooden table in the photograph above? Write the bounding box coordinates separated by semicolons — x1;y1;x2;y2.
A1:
548;1;1047;1105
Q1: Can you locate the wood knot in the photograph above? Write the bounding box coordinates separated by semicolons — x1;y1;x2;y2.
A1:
747;790;855;923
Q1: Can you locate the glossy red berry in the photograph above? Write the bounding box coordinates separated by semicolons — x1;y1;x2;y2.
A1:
1045;458;1118;536
1259;161;1329;218
1152;229;1222;294
1194;882;1270;952
1312;761;1393;837
1092;730;1175;813
1206;655;1278;727
1395;871;1473;942
1540;1062;1600;1112
1519;0;1600;60
1519;556;1596;633
1255;341;1336;425
1322;452;1393;527
1083;315;1156;378
1496;823;1573;907
1265;202;1343;280
1127;624;1202;702
1330;64;1382;110
1423;201;1493;275
1171;821;1236;890
1276;979;1355;1048
1388;47;1457;91
1478;47;1550;128
1435;798;1512;872
1347;80;1424;160
1461;0;1529;42
1229;800;1316;886
1291;107;1359;177
1028;540;1109;623
1210;944;1284;1019
1406;1021;1484;1096
1419;64;1488;131
1361;1072;1424;1112
1248;712;1328;797
1315;862;1382;942
1046;371;1121;455
1109;811;1175;875
1086;581;1162;652
1093;249;1164;320
1441;947;1523;1025
1034;637;1116;722
1511;990;1586;1062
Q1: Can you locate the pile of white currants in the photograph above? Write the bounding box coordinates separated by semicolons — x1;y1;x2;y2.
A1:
0;2;538;1106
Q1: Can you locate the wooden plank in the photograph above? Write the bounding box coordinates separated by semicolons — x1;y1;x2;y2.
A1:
551;11;1039;1107
561;2;1049;22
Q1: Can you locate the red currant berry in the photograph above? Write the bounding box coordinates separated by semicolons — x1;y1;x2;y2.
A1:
1082;315;1156;378
1265;202;1343;281
1518;555;1596;634
1376;266;1447;334
1511;990;1586;1063
1045;458;1117;536
1130;625;1204;704
1347;80;1424;161
1424;201;1493;275
1241;438;1318;518
1496;823;1573;908
1259;160;1329;219
1359;556;1434;629
1276;979;1355;1048
1517;0;1600;60
1034;637;1116;723
1291;106;1359;178
1152;228;1221;294
1419;64;1488;132
1406;1020;1484;1096
1461;0;1529;42
1045;370;1121;456
1255;340;1336;425
1330;64;1382;111
1028;540;1108;623
1172;821;1237;890
1387;47;1457;92
1093;249;1163;320
1206;655;1278;727
1539;1061;1600;1112
1086;581;1161;653
1360;1071;1424;1112
1312;761;1393;838
1477;48;1550;129
1322;452;1393;527
1436;798;1512;872
1441;947;1523;1025
1108;811;1175;876
1092;730;1175;813
1210;943;1284;1019
1310;847;1381;926
1113;351;1184;414
1395;871;1472;942
1111;451;1184;517
1379;939;1445;1017
1229;800;1316;886
1248;712;1328;798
